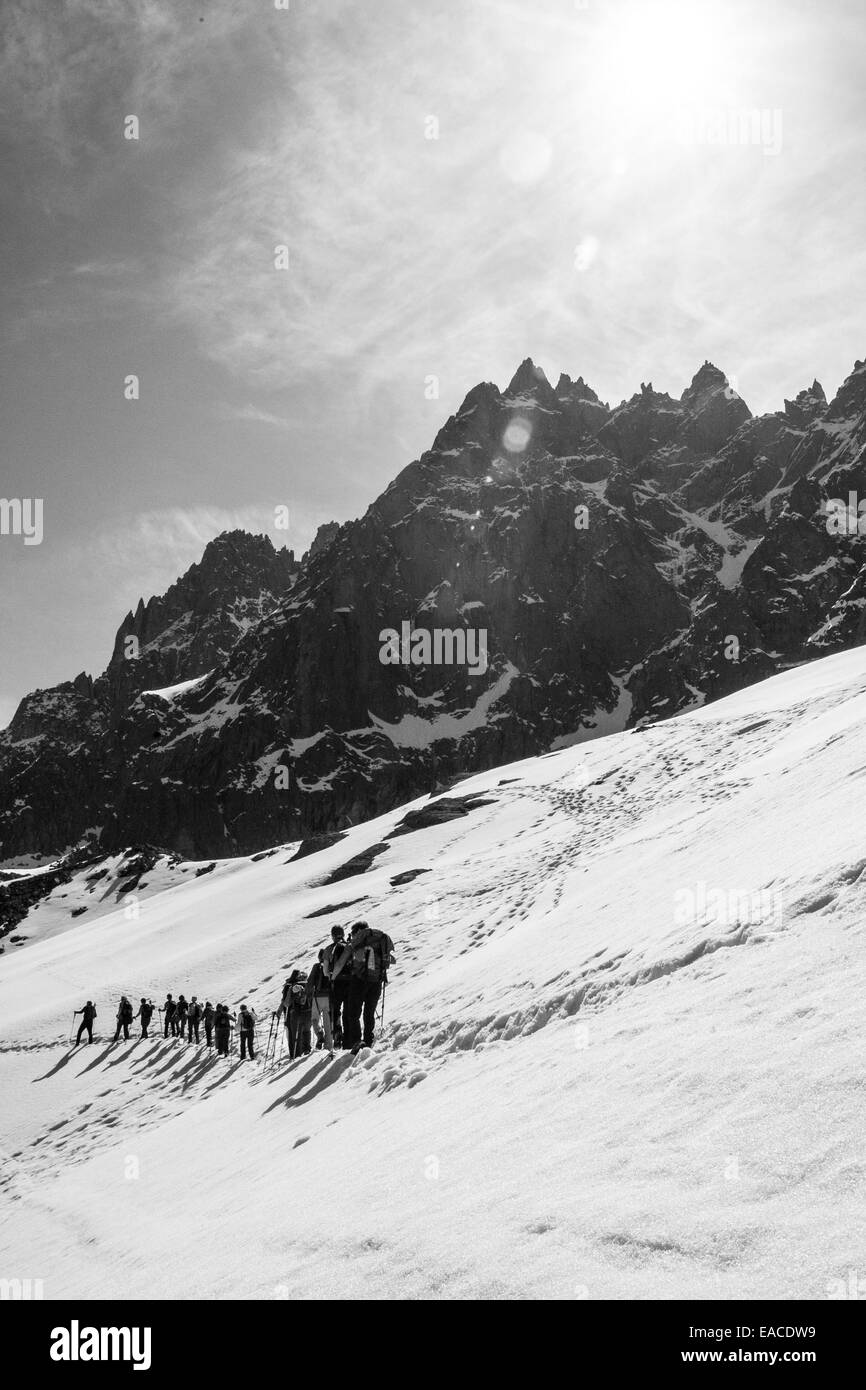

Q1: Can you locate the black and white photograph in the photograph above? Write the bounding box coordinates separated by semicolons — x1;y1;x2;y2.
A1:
1;0;865;1347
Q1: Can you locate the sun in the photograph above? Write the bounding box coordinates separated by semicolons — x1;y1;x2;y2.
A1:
590;0;737;119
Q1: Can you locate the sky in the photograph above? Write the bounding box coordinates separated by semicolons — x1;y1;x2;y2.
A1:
1;0;865;728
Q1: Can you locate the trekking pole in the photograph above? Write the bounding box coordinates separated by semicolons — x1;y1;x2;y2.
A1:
380;980;386;1030
68;1013;75;1044
265;1013;276;1066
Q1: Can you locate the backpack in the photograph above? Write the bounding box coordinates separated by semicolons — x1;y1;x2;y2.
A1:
350;929;395;983
289;982;309;1010
141;1003;153;1023
190;1003;202;1022
121;1000;133;1022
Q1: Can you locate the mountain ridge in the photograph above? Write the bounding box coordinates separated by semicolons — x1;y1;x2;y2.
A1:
2;355;865;862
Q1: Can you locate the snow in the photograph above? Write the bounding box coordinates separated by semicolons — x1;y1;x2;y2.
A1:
142;673;211;702
2;647;866;1298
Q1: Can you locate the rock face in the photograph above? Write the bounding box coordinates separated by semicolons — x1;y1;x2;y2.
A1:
2;358;866;862
0;532;298;860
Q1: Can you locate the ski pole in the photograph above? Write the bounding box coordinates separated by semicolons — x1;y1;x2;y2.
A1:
380;980;386;1029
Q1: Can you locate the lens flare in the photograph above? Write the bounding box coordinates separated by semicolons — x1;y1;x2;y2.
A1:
503;418;532;452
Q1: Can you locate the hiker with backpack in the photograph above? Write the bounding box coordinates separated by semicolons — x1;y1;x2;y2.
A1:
277;971;313;1058
134;998;154;1038
237;1004;257;1061
113;995;134;1041
308;950;334;1053
203;1000;215;1048
175;994;189;1039
213;1004;231;1057
187;997;203;1043
73;1000;97;1046
163;994;176;1038
342;921;395;1053
324;925;352;1049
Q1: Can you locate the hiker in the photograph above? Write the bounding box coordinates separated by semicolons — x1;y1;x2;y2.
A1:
342;921;395;1053
163;994;176;1038
237;1004;257;1061
73;1000;97;1046
187;997;202;1044
277;971;312;1058
308;950;334;1053
324;925;351;1048
175;994;189;1038
113;995;134;1041
135;998;154;1038
203;1000;215;1048
214;1005;232;1057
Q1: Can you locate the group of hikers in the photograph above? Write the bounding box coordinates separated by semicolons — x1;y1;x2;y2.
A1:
71;922;396;1060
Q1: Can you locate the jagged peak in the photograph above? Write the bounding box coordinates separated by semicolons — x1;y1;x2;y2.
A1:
506;358;551;394
783;379;828;426
681;360;729;402
555;372;603;406
456;380;500;413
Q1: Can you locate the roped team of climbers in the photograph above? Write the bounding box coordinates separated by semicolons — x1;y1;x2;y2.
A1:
71;920;396;1061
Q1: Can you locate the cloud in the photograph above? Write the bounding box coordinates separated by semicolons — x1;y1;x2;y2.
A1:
219;403;296;431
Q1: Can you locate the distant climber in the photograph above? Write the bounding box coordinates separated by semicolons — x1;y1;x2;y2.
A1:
163;994;176;1038
324;925;351;1049
277;971;312;1058
113;995;134;1041
135;998;154;1038
342;921;395;1054
308;949;334;1053
175;994;189;1038
73;1000;97;1046
203;1000;215;1048
237;1004;257;1061
187;996;202;1043
214;1004;232;1057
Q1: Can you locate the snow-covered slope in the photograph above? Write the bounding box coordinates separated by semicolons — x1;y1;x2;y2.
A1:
2;648;865;1299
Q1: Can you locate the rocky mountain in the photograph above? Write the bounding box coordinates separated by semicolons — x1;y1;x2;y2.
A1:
0;531;298;860
1;356;865;862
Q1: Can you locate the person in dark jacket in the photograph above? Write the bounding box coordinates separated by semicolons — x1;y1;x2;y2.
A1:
324;925;351;1048
113;995;134;1041
135;998;154;1038
73;1000;97;1045
187;997;202;1043
277;971;312;1058
342;922;395;1053
237;1004;257;1061
175;994;188;1038
214;1005;232;1057
163;994;176;1038
203;1001;215;1048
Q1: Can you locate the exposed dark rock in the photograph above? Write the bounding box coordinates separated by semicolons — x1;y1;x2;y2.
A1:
2;357;866;862
305;897;369;918
387;795;498;838
322;843;390;884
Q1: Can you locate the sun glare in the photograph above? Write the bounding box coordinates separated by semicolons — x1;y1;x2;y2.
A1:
592;0;736;119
